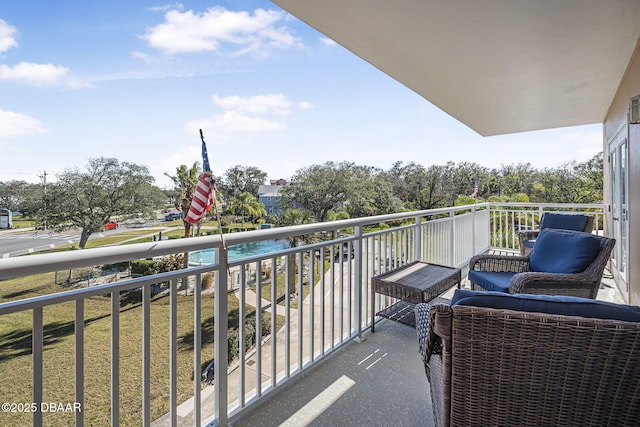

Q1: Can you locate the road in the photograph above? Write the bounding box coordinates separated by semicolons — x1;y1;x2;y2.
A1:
0;227;137;258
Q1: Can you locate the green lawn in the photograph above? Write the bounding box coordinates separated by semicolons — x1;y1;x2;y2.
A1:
0;272;246;426
0;228;287;426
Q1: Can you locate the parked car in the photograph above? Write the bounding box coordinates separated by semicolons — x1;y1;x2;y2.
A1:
105;221;118;230
164;212;183;221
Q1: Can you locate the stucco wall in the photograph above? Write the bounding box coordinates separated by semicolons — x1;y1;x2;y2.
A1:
604;37;640;305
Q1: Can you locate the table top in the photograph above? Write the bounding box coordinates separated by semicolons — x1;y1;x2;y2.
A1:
373;261;461;293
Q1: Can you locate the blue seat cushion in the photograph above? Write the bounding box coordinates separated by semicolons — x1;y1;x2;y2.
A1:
451;289;640;322
529;229;600;273
468;270;517;292
540;213;589;231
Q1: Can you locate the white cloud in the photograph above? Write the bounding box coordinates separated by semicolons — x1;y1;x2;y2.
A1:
187;93;310;138
186;110;285;134
320;37;337;47
0;109;47;138
298;101;313;110
141;7;300;56
148;3;184;13
212;94;293;115
0;61;92;88
0;19;18;52
130;50;159;64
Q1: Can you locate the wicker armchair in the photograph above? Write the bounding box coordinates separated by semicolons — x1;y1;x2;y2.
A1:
518;212;594;255
416;291;640;427
470;229;615;299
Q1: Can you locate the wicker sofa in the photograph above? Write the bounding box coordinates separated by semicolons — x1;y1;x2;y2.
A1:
416;290;640;427
469;228;615;299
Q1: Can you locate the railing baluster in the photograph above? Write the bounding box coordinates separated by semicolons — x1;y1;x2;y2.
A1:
329;245;335;350
319;248;326;354
347;241;352;336
214;249;229;426
297;252;303;370
33;307;43;427
111;291;120;426
256;261;262;397
142;285;150;426
285;254;291;378
309;250;315;363
193;274;202;426
354;226;362;338
239;265;246;406
270;256;277;389
75;300;84;427
338;244;344;343
169;279;177;426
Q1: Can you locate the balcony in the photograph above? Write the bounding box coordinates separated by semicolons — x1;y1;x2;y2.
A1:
0;203;620;426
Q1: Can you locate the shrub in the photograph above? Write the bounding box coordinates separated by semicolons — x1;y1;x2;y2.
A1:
156;254;184;273
131;259;157;276
201;272;214;290
227;329;239;362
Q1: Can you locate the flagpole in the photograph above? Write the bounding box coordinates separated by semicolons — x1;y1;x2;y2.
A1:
199;129;228;253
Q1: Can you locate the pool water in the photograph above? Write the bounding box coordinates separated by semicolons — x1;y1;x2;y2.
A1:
188;240;290;265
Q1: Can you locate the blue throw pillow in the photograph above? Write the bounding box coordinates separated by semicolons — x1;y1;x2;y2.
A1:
540;213;589;231
529;229;600;273
450;289;640;322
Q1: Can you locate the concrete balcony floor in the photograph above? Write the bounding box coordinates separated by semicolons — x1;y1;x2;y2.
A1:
230;317;433;427
229;272;624;427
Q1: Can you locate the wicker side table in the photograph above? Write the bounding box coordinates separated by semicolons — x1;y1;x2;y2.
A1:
371;261;461;332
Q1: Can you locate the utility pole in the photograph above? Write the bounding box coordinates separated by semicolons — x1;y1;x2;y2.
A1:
39;171;47;231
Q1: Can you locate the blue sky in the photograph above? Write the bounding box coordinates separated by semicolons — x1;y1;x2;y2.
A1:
0;1;603;189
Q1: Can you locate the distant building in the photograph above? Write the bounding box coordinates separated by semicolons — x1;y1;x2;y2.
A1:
258;179;292;216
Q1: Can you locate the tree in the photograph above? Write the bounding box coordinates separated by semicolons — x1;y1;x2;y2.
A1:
228;192;266;226
165;163;200;237
281;161;358;222
219;165;267;200
276;208;316;295
574;152;604;203
387;162;449;210
0;180;31;212
46;158;163;248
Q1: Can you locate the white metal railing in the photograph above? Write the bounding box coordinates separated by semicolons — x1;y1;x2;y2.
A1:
0;202;604;426
488;203;605;252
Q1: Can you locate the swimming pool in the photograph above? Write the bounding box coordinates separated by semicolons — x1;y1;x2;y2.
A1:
188;239;290;265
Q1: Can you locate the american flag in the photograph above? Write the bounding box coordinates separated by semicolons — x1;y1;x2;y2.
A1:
184;171;216;225
469;178;479;198
184;131;216;225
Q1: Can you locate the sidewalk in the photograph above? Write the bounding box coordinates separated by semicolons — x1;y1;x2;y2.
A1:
152;257;356;426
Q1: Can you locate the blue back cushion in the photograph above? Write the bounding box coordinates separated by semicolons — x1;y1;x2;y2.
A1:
451;289;640;322
540;213;589;231
529;229;600;273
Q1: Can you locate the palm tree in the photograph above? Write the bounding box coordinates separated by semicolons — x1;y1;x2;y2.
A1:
165;163;200;272
165;163;200;237
276;208;316;296
229;192;266;228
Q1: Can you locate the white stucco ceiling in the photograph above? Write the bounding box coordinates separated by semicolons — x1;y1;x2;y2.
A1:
272;0;640;136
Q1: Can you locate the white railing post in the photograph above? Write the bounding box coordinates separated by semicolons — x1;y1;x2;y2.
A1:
414;216;422;262
111;292;120;426
142;284;151;426
449;211;455;266
471;205;477;256
75;300;85;427
193;274;202;426
215;248;229;426
33;308;43;427
354;226;363;340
